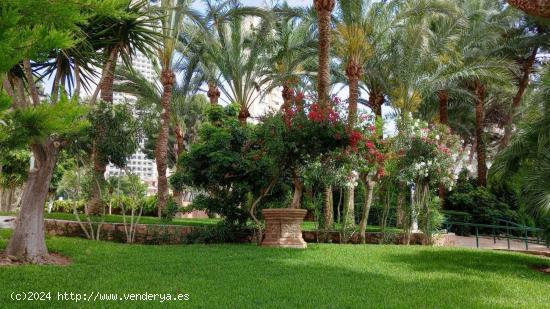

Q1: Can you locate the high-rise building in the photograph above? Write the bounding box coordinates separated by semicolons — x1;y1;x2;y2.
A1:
105;52;160;196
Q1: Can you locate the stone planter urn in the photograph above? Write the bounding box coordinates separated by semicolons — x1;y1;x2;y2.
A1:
261;208;307;248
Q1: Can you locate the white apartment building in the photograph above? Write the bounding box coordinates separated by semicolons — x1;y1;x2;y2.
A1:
105;52;160;196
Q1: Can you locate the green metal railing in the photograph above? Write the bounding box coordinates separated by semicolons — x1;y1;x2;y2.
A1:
443;219;548;250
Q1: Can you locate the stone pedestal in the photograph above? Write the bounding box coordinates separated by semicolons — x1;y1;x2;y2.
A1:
261;209;307;249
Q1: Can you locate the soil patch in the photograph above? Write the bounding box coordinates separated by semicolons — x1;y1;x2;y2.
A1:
0;252;71;266
531;265;550;275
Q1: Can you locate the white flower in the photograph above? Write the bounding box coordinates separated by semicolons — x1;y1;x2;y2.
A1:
435;135;440;141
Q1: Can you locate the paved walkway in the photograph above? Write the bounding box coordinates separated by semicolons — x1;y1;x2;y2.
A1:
0;216;15;229
446;235;549;254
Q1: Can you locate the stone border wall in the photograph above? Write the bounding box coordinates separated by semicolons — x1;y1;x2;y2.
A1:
45;219;451;246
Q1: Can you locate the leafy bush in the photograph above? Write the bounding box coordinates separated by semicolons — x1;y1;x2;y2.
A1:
50;199;85;213
181;223;250;244
445;170;520;224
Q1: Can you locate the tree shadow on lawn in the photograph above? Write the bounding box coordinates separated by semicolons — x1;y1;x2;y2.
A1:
383;246;550;279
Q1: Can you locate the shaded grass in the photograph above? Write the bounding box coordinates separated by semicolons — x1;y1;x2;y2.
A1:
0;229;548;308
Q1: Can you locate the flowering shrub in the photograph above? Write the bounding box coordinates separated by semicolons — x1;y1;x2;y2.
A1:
395;114;461;189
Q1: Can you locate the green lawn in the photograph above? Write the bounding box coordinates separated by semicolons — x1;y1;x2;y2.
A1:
43;212;221;227
37;212;396;232
1;229;548;308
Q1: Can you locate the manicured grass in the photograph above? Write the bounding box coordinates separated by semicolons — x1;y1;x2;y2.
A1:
1;229;548;308
43;212;221;227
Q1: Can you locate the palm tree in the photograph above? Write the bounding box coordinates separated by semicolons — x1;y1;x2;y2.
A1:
82;0;160;215
313;0;336;118
258;4;317;111
153;0;200;216
192;2;273;124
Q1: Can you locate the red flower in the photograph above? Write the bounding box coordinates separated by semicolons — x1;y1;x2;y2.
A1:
349;130;363;148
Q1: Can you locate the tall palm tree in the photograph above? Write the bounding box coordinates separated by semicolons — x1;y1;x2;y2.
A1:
153;0;201;216
86;0;160;215
313;0;336;118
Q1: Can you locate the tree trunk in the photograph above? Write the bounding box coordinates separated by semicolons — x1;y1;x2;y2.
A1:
87;52;118;215
238;105;250;125
474;81;487;187
323;185;333;227
396;190;405;228
155;69;175;217
343;185;355;229
346;61;361;129
437;90;449;125
507;0;550;18
290;176;303;209
207;82;220;105
22;59;40;106
359;178;375;244
173;125;185;206
100;58;116;103
6;141;60;263
368;89;383;118
314;0;335;118
87;143;106;215
500;47;538;150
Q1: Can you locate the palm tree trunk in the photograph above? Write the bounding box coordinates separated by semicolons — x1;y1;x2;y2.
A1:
238;105;250;125
207;82;220;105
507;0;550;18
474;80;487;187
359;178;375;244
346;61;361;129
368;89;383;118
437;90;449;125
500;47;538;150
6;141;60;263
314;0;335;118
155;69;175;217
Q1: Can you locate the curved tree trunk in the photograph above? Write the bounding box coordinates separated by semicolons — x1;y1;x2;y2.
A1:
507;0;550;18
6;141;60;263
314;0;335;118
207;82;220;105
500;47;538;150
359;178;375;244
474;80;487;187
22;59;40;106
155;69;175;217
